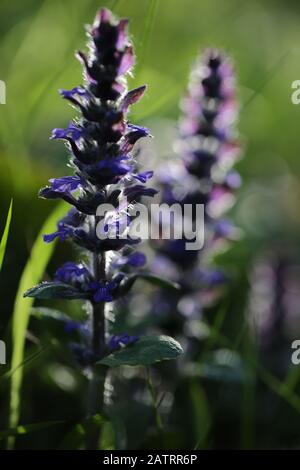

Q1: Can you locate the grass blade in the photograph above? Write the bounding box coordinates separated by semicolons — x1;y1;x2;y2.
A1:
0;346;47;383
0;199;13;271
8;202;67;449
136;0;159;74
0;420;65;440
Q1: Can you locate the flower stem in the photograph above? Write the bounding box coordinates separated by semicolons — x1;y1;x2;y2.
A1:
86;251;107;449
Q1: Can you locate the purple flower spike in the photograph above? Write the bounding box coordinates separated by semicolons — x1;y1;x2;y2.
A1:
152;49;242;343
25;8;156;371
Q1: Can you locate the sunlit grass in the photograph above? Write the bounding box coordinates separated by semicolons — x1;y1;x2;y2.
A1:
8;202;67;449
0;200;12;271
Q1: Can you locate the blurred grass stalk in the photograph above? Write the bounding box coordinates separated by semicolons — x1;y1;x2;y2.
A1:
8;202;67;449
0;200;12;271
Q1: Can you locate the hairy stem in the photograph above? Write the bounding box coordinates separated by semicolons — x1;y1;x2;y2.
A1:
92;253;106;358
86;249;107;449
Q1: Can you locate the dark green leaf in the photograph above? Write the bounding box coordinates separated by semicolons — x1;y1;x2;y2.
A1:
98;335;183;368
24;282;89;300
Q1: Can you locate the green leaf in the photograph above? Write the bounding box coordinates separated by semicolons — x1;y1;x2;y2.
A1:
0;199;13;271
98;335;183;368
8;202;68;449
24;281;88;300
0;347;46;384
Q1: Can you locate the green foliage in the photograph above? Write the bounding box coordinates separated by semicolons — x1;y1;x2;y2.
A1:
98;335;183;368
190;383;211;450
0;199;12;271
24;282;89;300
8;202;67;448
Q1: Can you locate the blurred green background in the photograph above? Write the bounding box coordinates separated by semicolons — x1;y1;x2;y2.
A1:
1;0;300;449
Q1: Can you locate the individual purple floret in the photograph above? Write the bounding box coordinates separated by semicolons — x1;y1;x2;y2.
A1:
51;122;84;141
112;251;147;268
108;334;139;352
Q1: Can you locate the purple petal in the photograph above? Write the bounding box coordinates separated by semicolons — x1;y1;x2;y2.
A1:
118;45;134;75
124;185;158;201
88;280;118;303
225;170;241;189
43;232;60;243
51;122;83;141
120;85;146;111
48;176;84;193
112;251;146;268
121;126;150;153
116;19;129;49
127;252;146;267
55;262;88;283
133;171;153;183
108;334;139;352
59;87;88;99
43;227;72;243
98;7;112;24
